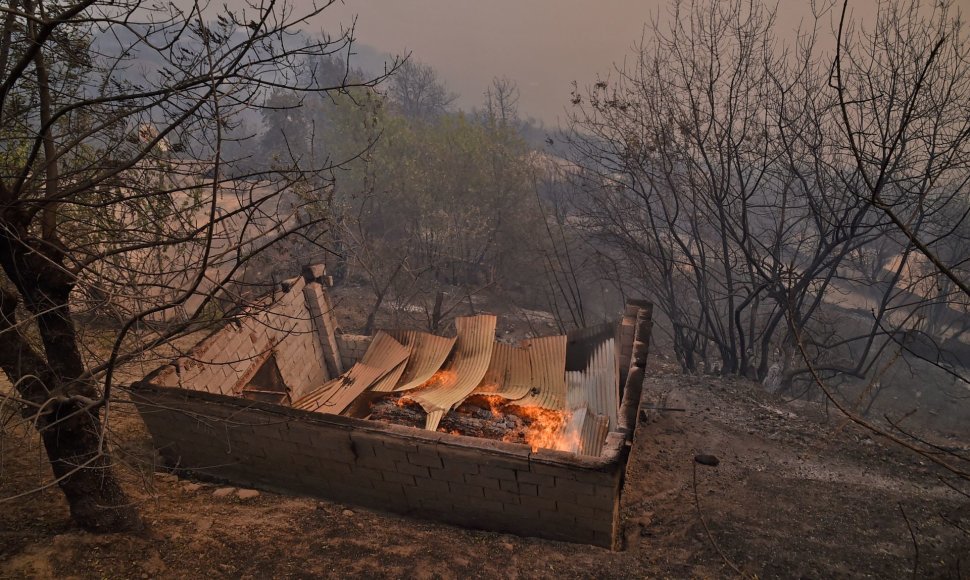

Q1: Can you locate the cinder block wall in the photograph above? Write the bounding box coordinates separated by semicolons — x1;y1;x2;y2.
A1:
335;334;373;369
132;384;625;548
134;302;653;549
150;276;333;401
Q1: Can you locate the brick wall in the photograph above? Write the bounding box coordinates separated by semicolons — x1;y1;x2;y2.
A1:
131;383;626;548
133;302;653;549
147;274;336;402
335;334;373;369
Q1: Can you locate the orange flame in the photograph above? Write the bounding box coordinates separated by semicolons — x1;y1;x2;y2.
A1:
417;369;458;389
507;405;579;453
477;394;508;417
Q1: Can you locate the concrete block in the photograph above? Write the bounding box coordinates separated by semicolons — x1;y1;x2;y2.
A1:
393;461;431;479
408;452;444;469
483;487;521;505
463;473;501;490
412;476;450;494
518;495;557;513
537;483;574;503
372;446;409;465
515;471;555;487
355;453;399;471
556;477;595;496
479;465;516;482
575;491;614;510
349;465;384;483
557;502;601;521
538;510;576;527
382;471;416;487
447;481;485;498
437;458;480;476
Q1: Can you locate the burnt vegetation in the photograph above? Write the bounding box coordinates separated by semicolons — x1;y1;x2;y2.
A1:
0;0;969;575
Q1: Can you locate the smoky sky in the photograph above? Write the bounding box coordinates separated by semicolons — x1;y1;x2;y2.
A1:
230;1;893;125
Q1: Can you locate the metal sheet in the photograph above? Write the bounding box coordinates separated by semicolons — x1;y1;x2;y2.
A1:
362;332;412;394
408;315;497;431
514;335;567;410
566;337;618;429
294;332;408;415
381;330;456;392
293;363;384;414
472;342;533;400
565;321;616;371
558;407;586;455
579;409;610;457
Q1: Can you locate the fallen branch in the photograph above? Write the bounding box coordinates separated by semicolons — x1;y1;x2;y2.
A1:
692;460;746;578
898;502;919;580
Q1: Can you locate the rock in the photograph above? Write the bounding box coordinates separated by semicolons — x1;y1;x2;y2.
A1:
180;482;203;492
237;489;260;500
213;487;237;498
154;472;178;484
316;502;328;511
694;454;720;467
342;509;355;517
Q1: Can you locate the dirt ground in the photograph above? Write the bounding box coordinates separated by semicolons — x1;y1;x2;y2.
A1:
2;354;968;579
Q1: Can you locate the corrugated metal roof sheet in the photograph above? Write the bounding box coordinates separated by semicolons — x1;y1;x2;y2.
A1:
558;407;585;455
381;330;456;392
580;409;610;457
565;321;616;371
514;335;567;410
471;342;533;400
294;332;408;415
567;337;618;428
408;315;496;431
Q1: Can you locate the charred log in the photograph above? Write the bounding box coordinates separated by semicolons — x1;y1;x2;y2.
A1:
367;394;544;445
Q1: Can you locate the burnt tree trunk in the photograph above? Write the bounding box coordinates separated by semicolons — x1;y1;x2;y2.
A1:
0;233;141;532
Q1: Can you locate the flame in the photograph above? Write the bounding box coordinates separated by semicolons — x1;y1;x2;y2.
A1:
507;405;579;453
475;381;501;394
477;394;508;417
417;369;458;389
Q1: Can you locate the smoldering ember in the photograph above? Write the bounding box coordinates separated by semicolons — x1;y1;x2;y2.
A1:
133;264;653;548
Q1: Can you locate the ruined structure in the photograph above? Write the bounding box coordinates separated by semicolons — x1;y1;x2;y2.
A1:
132;265;653;549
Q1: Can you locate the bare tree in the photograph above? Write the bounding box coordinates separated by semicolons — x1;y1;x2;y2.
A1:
567;0;888;379
0;0;391;531
483;76;520;129
386;58;457;121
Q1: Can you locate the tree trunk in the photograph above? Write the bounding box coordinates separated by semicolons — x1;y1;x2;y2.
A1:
0;256;141;532
38;398;142;532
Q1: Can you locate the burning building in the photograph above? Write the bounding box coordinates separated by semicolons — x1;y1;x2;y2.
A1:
132;265;653;549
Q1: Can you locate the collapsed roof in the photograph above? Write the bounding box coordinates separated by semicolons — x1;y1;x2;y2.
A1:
293;314;620;457
141;266;632;459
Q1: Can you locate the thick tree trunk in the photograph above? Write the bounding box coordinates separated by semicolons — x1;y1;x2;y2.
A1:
37;398;142;532
0;254;141;532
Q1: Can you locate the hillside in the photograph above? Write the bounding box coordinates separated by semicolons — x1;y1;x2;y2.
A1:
2;358;967;578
